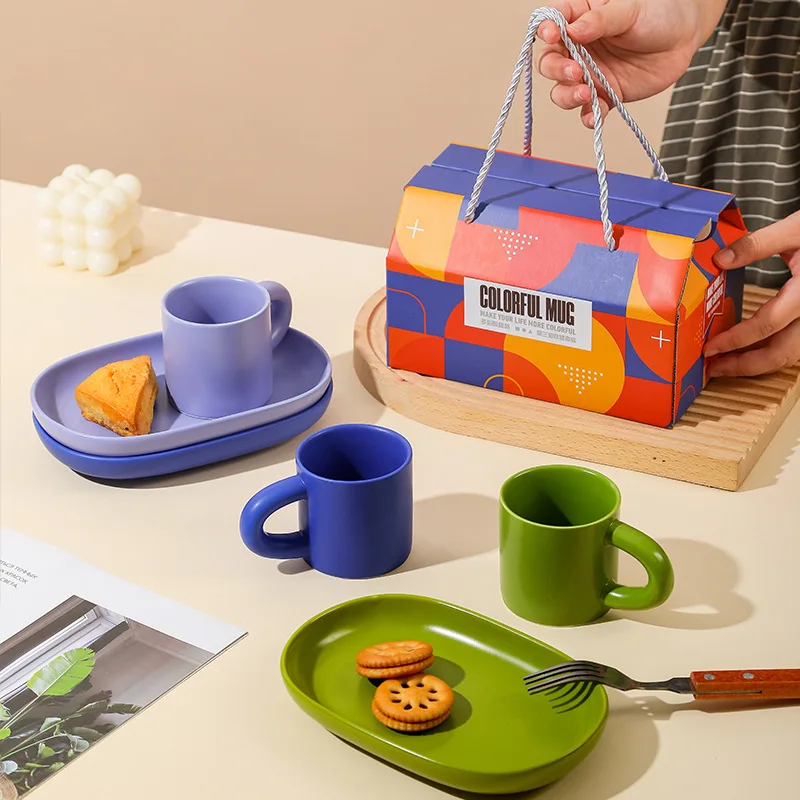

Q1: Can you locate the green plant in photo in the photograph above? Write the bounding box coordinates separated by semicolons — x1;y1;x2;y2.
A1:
0;648;141;796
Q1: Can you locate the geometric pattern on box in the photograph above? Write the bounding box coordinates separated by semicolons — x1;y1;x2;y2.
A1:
386;143;747;427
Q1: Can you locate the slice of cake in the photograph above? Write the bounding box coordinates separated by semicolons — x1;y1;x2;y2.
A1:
75;355;158;436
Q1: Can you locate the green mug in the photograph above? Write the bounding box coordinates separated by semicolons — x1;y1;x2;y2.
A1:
499;465;674;626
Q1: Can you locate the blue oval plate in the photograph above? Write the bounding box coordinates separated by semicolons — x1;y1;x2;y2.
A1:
33;382;332;480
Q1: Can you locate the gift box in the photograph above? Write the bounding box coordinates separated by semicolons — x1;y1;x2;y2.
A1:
384;11;746;428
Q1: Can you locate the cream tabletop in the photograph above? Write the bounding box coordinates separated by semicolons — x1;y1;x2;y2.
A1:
1;179;798;799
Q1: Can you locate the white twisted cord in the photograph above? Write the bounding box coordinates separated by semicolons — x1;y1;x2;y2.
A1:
568;49;669;182
520;13;668;182
464;7;613;247
524;54;533;156
465;7;669;251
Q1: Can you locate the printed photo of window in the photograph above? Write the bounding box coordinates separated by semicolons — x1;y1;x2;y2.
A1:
0;596;214;798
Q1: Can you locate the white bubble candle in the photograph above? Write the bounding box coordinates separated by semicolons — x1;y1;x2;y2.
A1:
37;166;144;276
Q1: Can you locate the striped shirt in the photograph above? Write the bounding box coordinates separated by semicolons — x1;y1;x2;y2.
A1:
659;0;799;288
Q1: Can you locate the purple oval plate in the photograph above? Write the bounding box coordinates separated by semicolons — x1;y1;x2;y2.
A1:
33;383;333;481
31;327;331;457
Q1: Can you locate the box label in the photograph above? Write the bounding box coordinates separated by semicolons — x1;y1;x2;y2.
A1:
463;278;592;351
703;271;726;332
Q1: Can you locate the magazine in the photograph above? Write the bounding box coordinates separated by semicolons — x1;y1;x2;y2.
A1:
0;529;246;798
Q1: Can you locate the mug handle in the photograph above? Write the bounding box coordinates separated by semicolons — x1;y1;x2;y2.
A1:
259;280;292;349
239;476;309;560
602;521;674;611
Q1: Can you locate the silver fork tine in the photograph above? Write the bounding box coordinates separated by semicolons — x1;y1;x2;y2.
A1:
526;672;601;695
525;669;603;689
524;662;605;690
522;660;605;683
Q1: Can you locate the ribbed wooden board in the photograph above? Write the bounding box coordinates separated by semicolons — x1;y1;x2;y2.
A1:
353;287;800;490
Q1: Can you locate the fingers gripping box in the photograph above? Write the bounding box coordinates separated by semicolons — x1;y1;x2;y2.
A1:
385;144;747;427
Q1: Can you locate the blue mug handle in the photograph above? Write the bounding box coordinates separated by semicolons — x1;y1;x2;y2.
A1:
239;476;310;559
259;280;292;349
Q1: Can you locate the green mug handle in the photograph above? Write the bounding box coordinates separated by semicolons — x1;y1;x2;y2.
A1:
603;521;674;610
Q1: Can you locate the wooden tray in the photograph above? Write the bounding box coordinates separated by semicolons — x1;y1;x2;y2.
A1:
353;287;800;490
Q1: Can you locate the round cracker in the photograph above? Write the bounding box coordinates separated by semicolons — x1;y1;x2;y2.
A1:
356;640;434;669
356;655;434;679
373;672;454;723
372;699;451;732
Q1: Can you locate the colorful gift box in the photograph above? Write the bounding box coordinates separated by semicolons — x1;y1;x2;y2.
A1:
385;143;747;427
385;8;749;428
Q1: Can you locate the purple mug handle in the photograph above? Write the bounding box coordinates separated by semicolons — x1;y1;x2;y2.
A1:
259;280;292;349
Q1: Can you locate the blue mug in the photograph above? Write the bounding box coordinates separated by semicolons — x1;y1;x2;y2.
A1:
161;275;292;419
239;424;413;578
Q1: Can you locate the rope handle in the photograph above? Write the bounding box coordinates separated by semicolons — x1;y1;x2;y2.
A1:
465;7;669;251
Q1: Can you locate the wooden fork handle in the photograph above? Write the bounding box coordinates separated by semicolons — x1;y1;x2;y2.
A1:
690;669;800;700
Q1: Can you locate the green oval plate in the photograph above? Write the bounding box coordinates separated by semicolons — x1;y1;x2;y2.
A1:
281;594;607;794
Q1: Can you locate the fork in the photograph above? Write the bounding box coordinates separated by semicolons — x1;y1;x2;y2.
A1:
524;660;800;708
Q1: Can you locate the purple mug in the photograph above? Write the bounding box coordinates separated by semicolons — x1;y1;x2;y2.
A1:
161;276;292;418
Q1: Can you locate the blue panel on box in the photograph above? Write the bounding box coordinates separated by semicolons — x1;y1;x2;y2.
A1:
444;339;504;389
433;144;593;189
677;355;704;420
563;173;734;219
410;166;605;226
409;165;710;239
430;144;736;218
386;271;463;337
667;186;734;217
563;171;693;208
625;330;671;384
612;204;708;239
386;286;425;334
542;242;639;314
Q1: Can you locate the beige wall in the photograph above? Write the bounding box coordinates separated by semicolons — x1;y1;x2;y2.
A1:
0;1;672;248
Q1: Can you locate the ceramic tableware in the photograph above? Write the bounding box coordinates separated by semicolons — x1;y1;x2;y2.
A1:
31;328;330;457
500;465;674;626
281;594;608;794
33;382;332;480
162;275;292;418
240;424;412;579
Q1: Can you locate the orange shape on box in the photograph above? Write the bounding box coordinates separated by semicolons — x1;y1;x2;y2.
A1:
627;318;676;383
595;311;627;354
645;229;696;261
504;317;624;413
387;237;428;279
608;376;673;427
680;262;710;318
627;267;672;324
388;328;445;378
624;228;694;321
502;352;560;402
394;186;463;281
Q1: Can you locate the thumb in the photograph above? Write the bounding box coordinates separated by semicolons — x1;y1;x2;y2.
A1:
568;1;640;43
714;212;800;269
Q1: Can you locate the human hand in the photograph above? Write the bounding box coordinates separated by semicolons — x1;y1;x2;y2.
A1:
535;0;724;127
705;212;800;377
